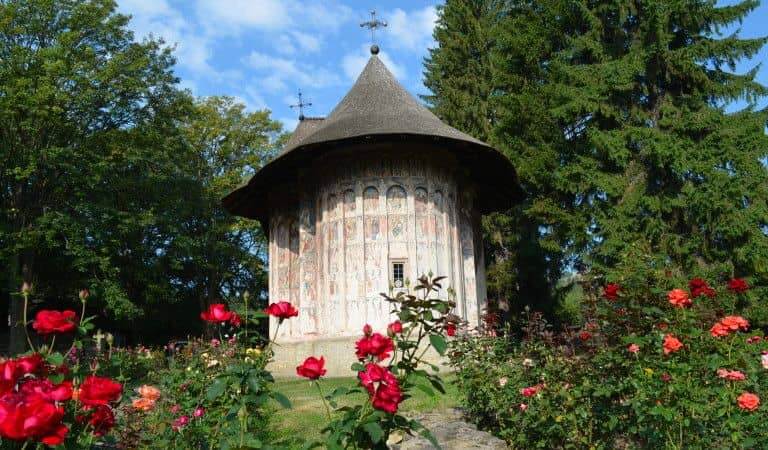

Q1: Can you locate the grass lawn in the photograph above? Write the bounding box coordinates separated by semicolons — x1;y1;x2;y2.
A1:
269;374;460;445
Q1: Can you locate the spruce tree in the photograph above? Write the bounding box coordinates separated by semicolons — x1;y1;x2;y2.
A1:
426;0;768;316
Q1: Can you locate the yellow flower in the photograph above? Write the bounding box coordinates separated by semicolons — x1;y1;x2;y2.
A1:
555;415;564;423
644;368;654;377
246;348;262;356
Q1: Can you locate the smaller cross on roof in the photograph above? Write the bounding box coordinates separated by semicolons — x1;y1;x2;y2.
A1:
360;10;387;54
289;89;312;121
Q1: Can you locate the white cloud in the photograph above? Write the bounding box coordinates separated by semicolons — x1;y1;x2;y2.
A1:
243;86;268;111
261;74;288;92
275;35;296;55
274;31;322;55
342;46;406;82
244;51;340;91
194;0;351;37
290;31;322;53
385;6;437;52
195;0;290;35
120;0;218;84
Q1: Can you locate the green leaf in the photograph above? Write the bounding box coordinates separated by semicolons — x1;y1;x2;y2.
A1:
271;391;292;409
414;383;436;397
206;379;227;401
363;422;384;443
46;352;64;366
429;333;447;355
327;386;350;399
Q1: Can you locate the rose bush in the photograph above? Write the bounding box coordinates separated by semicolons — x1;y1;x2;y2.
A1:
300;274;452;449
3;279;451;449
450;257;768;448
0;285;124;448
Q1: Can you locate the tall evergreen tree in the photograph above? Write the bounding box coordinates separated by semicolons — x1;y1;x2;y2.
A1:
424;0;565;315
426;0;768;318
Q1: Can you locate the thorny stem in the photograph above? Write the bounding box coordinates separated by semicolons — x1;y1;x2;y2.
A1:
22;291;35;352
244;293;249;340
65;299;87;358
315;380;332;420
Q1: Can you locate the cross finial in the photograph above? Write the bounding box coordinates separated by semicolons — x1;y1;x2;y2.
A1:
360;10;387;54
289;89;312;121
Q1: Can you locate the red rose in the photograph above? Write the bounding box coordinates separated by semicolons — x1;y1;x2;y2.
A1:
77;376;122;406
229;313;242;327
16;353;44;375
200;303;234;323
689;278;716;298
32;310;77;335
579;331;591;341
358;363;402;414
728;278;749;293
720;315;750;332
296;356;327;380
717;369;746;381
662;334;683;355
520;384;544;397
363;324;373;336
0;393;68;445
667;289;691;308
446;323;457;337
265;301;298;320
19;379;72;402
603;283;620;301
737;392;760;411
77;405;115;436
355;333;394;361
0;354;44;395
387;321;403;336
710;322;730;338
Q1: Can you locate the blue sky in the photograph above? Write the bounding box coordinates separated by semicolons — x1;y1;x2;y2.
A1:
117;0;440;132
117;0;768;133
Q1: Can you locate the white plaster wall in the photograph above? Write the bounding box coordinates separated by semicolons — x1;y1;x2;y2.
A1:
268;154;487;341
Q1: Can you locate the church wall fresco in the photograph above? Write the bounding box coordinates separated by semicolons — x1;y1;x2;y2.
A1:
267;153;487;341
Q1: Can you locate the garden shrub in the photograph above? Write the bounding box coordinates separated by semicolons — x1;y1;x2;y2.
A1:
450;258;768;449
1;277;453;449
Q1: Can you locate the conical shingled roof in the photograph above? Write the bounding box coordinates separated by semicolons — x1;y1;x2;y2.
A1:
281;116;324;151
222;54;523;222
281;56;486;153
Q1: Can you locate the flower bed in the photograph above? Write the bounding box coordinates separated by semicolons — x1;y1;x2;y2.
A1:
450;270;767;448
0;276;453;449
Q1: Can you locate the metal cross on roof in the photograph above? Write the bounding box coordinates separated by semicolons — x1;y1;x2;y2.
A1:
289;89;312;120
360;10;387;54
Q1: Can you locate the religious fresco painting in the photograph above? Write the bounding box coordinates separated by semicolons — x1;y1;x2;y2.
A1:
223;47;522;344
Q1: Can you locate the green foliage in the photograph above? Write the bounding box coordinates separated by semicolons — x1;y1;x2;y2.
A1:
0;0;283;349
450;261;768;448
316;275;452;449
424;0;768;315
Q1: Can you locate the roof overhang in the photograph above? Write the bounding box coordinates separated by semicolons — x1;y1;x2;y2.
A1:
222;134;524;226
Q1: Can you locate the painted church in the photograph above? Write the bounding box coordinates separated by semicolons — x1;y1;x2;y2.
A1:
223;46;521;373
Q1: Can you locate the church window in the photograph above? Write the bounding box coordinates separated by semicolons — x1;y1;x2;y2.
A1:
391;261;405;288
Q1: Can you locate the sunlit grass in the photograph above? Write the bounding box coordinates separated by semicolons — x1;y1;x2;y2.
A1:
269;374;459;446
